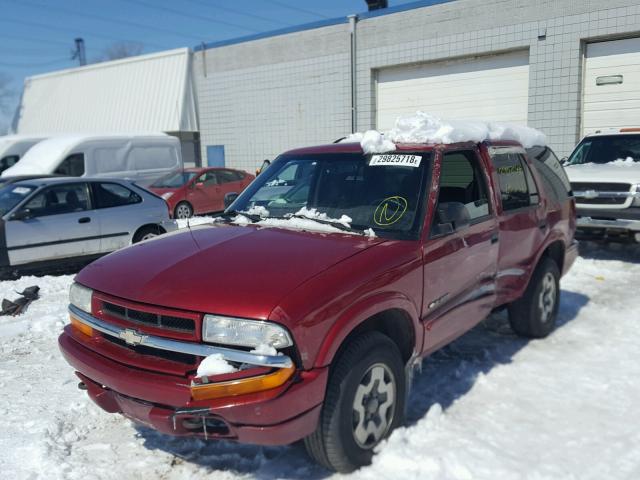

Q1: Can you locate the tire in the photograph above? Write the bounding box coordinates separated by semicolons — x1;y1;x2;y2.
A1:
508;257;561;338
133;225;163;243
174;201;193;219
304;332;406;473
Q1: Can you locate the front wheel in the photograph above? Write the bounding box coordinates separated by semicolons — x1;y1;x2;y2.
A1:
508;257;560;338
304;332;406;473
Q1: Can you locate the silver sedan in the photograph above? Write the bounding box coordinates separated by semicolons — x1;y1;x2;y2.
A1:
0;177;177;277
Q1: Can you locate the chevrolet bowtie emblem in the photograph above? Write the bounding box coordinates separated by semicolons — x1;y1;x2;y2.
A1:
584;190;599;199
119;329;145;346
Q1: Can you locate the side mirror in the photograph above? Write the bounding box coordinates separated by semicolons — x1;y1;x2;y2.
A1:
11;209;33;221
224;192;239;209
432;202;470;236
256;159;271;176
560;157;568;165
195;182;205;189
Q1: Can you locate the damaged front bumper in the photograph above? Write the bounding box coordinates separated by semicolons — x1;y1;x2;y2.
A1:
61;305;328;444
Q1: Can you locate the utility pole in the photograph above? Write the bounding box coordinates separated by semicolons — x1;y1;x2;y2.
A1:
72;38;86;66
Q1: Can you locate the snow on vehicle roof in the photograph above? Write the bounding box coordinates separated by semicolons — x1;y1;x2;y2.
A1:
341;112;547;154
1;133;171;177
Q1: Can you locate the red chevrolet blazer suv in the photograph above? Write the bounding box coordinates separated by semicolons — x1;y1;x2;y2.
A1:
60;140;577;472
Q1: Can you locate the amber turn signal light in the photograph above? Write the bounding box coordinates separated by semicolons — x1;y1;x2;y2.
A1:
190;365;295;401
70;315;94;337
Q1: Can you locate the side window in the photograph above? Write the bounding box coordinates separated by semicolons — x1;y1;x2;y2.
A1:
526;146;571;205
54;154;85;176
196;172;218;186
0;155;19;172
23;183;89;217
129;147;176;171
493;153;537;211
217;170;239;184
93;183;142;208
94;147;127;173
437;150;491;222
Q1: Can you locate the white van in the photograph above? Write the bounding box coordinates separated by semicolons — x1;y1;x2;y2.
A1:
0;135;47;174
1;134;182;186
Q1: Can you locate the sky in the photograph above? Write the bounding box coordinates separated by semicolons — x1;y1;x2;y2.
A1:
0;0;419;132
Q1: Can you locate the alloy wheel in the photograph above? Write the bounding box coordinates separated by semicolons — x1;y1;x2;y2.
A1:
538;272;557;323
352;363;396;449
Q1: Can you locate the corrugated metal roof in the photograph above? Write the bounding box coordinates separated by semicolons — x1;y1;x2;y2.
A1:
15;48;197;134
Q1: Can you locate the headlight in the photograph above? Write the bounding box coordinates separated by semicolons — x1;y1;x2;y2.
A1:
69;282;93;313
161;192;174;201
202;315;293;349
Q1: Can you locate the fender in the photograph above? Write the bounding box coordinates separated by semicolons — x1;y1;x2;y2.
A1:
511;228;569;301
313;290;422;368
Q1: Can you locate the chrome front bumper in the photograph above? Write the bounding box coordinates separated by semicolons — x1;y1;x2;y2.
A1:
577;216;640;232
68;304;293;369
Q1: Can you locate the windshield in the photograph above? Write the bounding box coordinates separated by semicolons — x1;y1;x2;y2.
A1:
567;135;640;165
0;184;35;216
228;152;432;239
151;171;197;188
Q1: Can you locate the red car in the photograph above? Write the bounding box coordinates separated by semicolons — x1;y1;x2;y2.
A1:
149;167;254;219
60;140;577;472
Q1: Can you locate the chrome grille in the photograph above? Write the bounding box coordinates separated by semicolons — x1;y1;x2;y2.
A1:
571;182;632;206
103;301;195;333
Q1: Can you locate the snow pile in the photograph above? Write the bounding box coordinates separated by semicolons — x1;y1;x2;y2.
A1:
250;344;278;356
611;157;637;166
343;112;546;153
244;205;270;217
175;216;219;229
196;353;237;377
294;207;352;228
232;207;355;235
364;228;376;238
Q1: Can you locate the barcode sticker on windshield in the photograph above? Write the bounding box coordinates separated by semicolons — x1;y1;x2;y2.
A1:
370;154;422;168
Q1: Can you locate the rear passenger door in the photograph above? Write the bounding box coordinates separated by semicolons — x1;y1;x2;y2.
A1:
216;170;246;209
90;182;144;252
489;147;545;296
422;148;499;350
5;183;100;265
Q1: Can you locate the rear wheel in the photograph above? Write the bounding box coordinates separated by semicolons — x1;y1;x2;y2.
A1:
174;201;193;219
304;332;406;473
508;257;560;338
133;225;163;243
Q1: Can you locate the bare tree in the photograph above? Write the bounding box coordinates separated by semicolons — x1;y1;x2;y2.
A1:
95;42;144;62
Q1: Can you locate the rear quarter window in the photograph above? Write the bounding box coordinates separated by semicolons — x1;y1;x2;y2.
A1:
526;146;571;206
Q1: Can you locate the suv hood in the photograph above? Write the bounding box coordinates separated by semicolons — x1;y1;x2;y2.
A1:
565;162;640;185
76;224;384;320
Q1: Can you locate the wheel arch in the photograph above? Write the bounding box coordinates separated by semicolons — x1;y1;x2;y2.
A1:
132;223;166;243
313;293;422;369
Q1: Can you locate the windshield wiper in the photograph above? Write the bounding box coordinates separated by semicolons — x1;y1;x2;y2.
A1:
286;213;355;232
219;210;263;223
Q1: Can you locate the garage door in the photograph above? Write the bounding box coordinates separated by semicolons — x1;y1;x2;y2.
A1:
583;37;640;135
376;50;530;130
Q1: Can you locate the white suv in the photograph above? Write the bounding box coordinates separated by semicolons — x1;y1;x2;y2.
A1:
564;128;640;242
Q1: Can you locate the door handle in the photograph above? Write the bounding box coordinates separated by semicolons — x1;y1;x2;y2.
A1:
78;217;91;224
538;220;547;231
491;233;499;244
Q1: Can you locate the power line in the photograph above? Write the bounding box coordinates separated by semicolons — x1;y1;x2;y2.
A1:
268;0;331;19
0;58;71;68
184;0;292;27
0;33;71;48
125;0;260;33
0;0;195;46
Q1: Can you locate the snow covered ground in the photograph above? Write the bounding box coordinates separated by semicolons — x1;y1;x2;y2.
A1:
1;242;639;480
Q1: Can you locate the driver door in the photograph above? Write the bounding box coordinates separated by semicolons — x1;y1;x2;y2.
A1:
422;149;499;353
186;171;219;214
5;183;101;266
